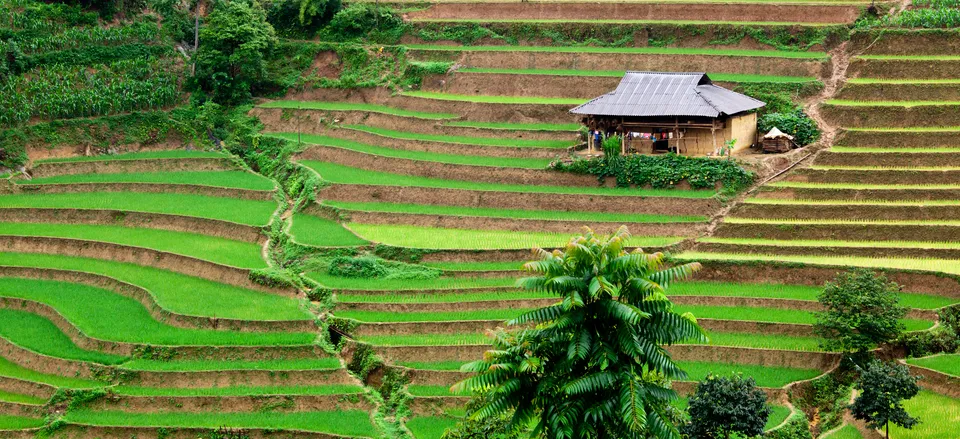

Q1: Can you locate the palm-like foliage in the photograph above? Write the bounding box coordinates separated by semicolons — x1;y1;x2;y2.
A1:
453;226;707;439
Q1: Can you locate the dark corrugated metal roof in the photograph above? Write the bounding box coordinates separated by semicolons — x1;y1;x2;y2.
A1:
570;72;765;118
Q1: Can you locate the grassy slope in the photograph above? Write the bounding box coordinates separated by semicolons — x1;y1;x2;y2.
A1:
346;223;682;249
0;254;310;321
0;278;314;345
323;200;707;223
304;161;716;198
24;170;276;191
0;192;277;226
0;222;266;268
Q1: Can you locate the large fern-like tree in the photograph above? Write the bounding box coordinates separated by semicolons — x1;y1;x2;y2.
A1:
453;227;707;439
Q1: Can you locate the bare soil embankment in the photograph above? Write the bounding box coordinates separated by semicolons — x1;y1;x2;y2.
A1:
319;184;720;216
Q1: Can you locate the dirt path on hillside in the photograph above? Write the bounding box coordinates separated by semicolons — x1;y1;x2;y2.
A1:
690;42;853;245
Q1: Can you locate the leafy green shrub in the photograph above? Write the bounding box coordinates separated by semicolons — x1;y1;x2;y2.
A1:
814;269;908;354
897;305;959;357
683;374;771;439
758;109;821;147
249;267;298;288
264;0;341;38
322;3;405;42
551;153;754;192
763;414;812;439
328;256;388;278
601;134;622;159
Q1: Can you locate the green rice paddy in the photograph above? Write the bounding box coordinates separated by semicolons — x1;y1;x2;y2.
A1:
0;390;46;405
822;425;864;439
458;68;817;84
0;192;277;226
907;354;960;377
23;170;276;191
0;253;311;321
0;308;128;364
424;261;525;271
323;200;706;223
64;410;379;437
829;147;960;153
345;223;682;249
259;100;458;119
272;132;556;169
0;222;266;268
288;213;369;247
340;124;577;149
407;415;459;439
363;331;830;351
336;308;528;322
0;415;45;430
701;237;960;251
308;272;514;290
725;217;960;227
668;281;954;310
304;161;717;198
682;251;960;276
442;120;579;131
855;55;960;60
409;18;837;26
121;357;340;372
0;356;103;389
112;384;364;397
35;150;227;163
338;290;552;304
745;198;960;206
826;100;960;107
770;181;960;189
0;278;315;345
407;44;829;59
889;391;960;439
846;78;960;84
404;91;587;105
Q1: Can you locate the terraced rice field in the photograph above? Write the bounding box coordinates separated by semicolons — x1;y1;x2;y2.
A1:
5;1;960;437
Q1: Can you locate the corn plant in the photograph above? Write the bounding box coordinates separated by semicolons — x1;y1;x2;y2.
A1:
0;58;181;126
16;20;162;54
893;8;960;27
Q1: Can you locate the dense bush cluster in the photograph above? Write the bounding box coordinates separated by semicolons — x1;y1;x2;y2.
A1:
551;152;755;192
898;305;960;357
758;109;822;147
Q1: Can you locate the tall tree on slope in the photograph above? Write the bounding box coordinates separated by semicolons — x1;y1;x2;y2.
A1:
453;226;707;439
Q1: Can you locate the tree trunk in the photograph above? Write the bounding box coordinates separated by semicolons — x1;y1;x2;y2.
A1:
886;421;889;439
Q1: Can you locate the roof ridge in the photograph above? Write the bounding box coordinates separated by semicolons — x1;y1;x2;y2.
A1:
693;85;724;114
